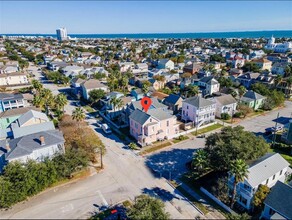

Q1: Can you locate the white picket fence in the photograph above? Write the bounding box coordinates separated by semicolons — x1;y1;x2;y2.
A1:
200;187;235;214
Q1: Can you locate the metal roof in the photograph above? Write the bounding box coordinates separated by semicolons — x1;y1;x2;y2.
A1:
246;153;290;188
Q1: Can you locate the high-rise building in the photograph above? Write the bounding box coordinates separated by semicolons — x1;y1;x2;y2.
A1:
56;27;68;41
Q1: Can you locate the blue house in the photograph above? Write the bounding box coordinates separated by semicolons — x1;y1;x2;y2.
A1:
0;93;28;113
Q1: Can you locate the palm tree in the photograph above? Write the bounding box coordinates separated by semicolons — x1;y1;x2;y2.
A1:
285;77;292;97
55;93;68;113
110;97;123;118
33;95;44;109
142;83;149;95
191;149;209;174
31;79;43;94
41;88;54;115
72;107;85;128
230;159;249;209
186;85;199;97
274;75;283;88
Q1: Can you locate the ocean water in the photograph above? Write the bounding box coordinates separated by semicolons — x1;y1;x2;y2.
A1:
2;30;292;39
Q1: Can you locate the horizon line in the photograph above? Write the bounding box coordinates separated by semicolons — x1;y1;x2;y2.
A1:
1;29;292;35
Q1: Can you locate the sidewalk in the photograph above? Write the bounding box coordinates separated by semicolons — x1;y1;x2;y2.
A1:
175;180;226;219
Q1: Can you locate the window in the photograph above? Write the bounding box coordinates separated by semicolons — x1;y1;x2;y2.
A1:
280;170;283;175
273;175;275;180
167;121;169;126
6;118;9;123
269;208;275;216
266;179;269;185
239;195;247;205
150;118;152;122
187;106;189;110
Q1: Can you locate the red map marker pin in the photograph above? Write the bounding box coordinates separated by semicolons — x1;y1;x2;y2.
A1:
141;97;152;113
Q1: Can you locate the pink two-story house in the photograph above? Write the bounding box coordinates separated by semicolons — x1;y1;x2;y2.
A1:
129;109;179;146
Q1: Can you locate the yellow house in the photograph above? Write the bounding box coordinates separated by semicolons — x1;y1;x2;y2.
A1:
252;58;272;71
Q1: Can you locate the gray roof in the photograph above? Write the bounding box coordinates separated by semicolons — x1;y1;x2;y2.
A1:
81;79;107;90
11;110;49;128
264;181;292;219
0;93;24;101
130;97;167;111
200;76;219;85
12;121;55;139
246;153;290;188
242;90;265;102
129;109;151;125
147;109;173;121
129;108;173;125
163;94;182;105
215;94;237;106
6;130;64;160
184;96;215;108
0;107;40;119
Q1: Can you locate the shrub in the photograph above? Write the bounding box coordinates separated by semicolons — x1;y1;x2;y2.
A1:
233;112;242;118
221;113;231;120
129;142;139;150
0;148;88;208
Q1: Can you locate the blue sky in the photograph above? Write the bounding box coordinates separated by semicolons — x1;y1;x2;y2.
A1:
0;1;292;34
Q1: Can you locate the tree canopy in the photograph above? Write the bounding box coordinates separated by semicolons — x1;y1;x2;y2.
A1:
127;195;170;220
204;126;269;171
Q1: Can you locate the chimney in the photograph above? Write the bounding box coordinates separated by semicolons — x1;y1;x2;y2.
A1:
6;140;10;152
40;136;45;146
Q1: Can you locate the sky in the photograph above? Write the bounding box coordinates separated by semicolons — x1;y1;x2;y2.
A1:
0;1;292;34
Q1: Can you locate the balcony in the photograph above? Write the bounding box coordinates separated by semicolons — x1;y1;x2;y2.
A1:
239;187;253;197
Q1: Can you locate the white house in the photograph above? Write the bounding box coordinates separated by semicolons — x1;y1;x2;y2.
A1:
228;153;290;211
157;59;174;70
265;36;292;53
181;96;216;127
0;130;65;172
0;72;29;87
213;94;237;118
198;76;220;96
120;62;135;73
62;65;84;77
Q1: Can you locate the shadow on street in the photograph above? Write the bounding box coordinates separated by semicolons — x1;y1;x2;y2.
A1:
145;148;197;179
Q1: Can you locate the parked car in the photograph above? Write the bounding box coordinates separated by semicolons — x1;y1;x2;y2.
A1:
265;126;283;134
101;123;112;134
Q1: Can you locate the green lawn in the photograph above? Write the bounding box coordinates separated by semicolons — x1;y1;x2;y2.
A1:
91;209;112;220
180;172;229;217
175;185;209;214
191;124;223;136
269;148;292;166
140;142;172;155
83;105;95;113
172;135;189;143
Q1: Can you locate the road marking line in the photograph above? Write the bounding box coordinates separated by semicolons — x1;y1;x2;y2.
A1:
96;190;108;207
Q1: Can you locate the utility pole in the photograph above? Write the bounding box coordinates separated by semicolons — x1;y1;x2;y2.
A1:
100;147;103;169
272;112;280;147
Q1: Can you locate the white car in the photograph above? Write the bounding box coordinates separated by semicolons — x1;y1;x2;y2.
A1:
101;123;112;134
